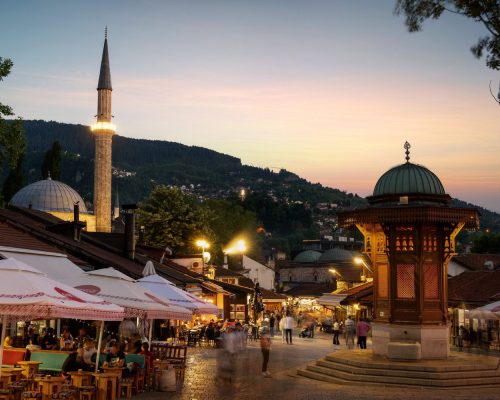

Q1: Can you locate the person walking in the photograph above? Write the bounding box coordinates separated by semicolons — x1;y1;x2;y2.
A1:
269;313;275;338
283;313;295;344
356;318;370;349
345;316;355;349
279;316;285;343
260;327;272;377
332;320;340;345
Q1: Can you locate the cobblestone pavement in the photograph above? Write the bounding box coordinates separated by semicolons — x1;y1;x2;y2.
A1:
136;331;500;400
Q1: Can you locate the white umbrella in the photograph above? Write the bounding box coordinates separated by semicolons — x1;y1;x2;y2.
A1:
61;267;192;321
138;273;221;316
467;300;500;320
0;258;125;375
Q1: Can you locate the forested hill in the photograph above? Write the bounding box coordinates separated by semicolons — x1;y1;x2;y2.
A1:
10;120;366;208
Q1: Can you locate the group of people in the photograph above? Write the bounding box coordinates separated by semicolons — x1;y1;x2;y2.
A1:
332;316;371;349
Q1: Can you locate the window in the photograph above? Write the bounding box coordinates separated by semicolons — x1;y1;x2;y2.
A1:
377;263;388;298
396;263;415;299
423;262;439;299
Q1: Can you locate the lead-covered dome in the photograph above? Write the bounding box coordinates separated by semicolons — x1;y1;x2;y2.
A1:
10;178;87;213
373;162;445;197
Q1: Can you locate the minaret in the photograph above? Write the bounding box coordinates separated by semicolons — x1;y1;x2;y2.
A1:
91;28;115;232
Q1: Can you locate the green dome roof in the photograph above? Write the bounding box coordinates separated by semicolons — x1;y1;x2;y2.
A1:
373;162;445;197
293;250;322;263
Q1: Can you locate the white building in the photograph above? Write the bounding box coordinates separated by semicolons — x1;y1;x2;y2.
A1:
241;255;275;290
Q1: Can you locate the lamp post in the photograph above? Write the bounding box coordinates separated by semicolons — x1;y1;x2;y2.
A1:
353;257;373;281
196;239;210;274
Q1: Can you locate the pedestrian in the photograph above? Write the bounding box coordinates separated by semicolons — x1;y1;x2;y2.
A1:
311;318;317;338
279;316;285;343
345;316;355;349
269;313;275;337
283;313;295;344
276;313;281;332
356;318;370;349
260;327;272;377
332;319;340;345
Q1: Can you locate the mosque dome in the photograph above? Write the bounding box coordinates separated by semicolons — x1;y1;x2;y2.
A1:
373;162;446;197
10;178;87;213
318;247;357;263
293;250;322;263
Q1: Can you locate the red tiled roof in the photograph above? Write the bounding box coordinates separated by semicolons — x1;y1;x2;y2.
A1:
448;270;500;305
452;254;500;271
0;219;86;266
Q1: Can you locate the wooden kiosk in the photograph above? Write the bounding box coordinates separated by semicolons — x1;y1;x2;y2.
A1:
338;143;479;359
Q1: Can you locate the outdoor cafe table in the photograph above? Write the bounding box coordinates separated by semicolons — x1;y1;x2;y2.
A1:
92;372;117;400
35;376;66;400
68;370;93;388
16;361;42;378
1;368;23;383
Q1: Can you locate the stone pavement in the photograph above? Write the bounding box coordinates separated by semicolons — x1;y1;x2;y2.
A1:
136;331;500;400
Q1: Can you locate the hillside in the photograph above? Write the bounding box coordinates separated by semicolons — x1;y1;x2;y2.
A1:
10;120;366;209
3;120;499;236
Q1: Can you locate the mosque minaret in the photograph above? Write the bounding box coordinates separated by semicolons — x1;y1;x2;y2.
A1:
91;28;115;232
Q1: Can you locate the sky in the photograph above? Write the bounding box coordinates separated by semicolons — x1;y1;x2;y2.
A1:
1;0;499;211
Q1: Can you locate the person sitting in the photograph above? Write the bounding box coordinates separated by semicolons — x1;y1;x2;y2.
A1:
40;328;58;350
139;342;154;372
59;329;74;351
3;335;13;348
61;348;89;379
82;339;97;368
103;343;125;368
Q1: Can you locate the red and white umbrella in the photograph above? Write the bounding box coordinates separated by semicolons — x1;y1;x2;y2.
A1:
0;258;125;375
61;267;192;321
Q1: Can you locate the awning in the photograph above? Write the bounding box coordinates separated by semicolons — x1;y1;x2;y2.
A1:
317;293;347;308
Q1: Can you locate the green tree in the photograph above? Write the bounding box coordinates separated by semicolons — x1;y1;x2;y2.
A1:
395;0;500;69
41;140;62;179
204;198;262;263
0;57;25;205
472;232;500;253
137;185;215;251
2;153;24;202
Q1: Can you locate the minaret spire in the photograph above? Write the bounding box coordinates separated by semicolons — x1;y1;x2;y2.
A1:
91;31;116;232
97;28;112;92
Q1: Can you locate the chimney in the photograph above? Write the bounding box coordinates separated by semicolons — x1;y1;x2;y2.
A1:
73;202;82;242
223;253;229;269
122;204;137;260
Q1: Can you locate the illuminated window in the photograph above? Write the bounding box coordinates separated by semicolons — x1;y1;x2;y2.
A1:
397;263;415;299
377;263;388;298
423;262;439;299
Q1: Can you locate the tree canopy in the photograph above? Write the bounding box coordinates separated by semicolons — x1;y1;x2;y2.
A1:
137;186;215;251
395;0;500;70
41;141;62;180
0;57;26;205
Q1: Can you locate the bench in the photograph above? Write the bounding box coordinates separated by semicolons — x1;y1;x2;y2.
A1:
2;348;26;367
151;344;187;367
30;350;70;373
387;341;421;360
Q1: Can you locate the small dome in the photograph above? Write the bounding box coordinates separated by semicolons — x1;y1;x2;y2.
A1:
10;178;87;213
318;247;356;263
373;162;445;197
293;250;322;263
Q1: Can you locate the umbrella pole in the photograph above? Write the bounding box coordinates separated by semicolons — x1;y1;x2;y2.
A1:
95;321;105;373
148;319;153;344
0;316;7;378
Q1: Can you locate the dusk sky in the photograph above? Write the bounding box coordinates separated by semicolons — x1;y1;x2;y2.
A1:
1;0;499;211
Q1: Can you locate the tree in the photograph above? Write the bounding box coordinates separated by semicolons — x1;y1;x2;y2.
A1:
0;57;25;205
41;140;62;180
137;186;215;251
395;1;500;70
2;154;24;202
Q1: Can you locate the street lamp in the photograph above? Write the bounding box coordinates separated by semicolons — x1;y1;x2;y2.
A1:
353;257;373;281
223;239;247;269
196;239;210;274
329;268;343;279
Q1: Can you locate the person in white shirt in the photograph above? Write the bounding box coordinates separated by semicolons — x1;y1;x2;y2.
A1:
282;313;295;344
333;320;340;345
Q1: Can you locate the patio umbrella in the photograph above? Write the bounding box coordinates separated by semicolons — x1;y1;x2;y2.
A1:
467;300;500;320
0;258;125;375
61;267;192;320
138;266;221;315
